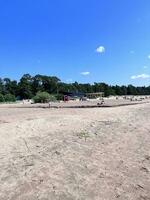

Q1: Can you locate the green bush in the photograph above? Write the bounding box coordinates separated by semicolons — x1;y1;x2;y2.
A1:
54;94;64;101
0;94;4;102
4;94;16;102
49;95;57;102
33;92;56;103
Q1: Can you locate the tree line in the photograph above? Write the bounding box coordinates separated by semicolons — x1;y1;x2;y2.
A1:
0;74;150;101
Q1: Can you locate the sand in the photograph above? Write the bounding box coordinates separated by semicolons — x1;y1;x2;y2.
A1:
0;101;150;199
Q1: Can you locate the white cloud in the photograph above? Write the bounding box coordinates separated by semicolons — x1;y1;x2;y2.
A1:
80;71;90;76
143;66;148;69
96;46;105;53
131;73;150;80
148;55;150;59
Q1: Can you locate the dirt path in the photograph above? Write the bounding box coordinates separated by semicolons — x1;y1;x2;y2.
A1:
0;103;150;199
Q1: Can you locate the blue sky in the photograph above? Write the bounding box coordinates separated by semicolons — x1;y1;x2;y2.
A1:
0;0;150;85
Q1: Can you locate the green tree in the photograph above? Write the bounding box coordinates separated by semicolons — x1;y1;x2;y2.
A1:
4;94;16;102
0;94;4;102
0;78;3;94
127;85;137;95
18;74;33;99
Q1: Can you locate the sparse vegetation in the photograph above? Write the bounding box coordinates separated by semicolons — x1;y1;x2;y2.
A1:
77;131;90;141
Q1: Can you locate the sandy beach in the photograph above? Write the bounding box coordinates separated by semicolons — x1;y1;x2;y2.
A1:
0;101;150;200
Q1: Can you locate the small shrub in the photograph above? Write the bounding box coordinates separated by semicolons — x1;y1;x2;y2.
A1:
77;131;90;141
4;94;16;102
0;94;4;102
49;95;57;102
33;92;56;103
54;94;64;101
